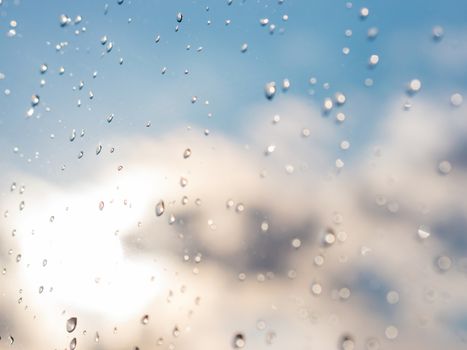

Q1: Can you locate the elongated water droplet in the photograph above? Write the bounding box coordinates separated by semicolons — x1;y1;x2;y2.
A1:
107;114;114;123
70;129;76;142
67;317;77;333
96;144;102;155
155;200;165;216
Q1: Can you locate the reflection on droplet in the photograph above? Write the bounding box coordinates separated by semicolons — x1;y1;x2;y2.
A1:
155;200;165;216
67;317;77;333
240;43;248;53
232;333;245;348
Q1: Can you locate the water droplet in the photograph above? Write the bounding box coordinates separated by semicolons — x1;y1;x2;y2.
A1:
368;54;379;67
438;160;452;175
9;335;14;345
183;148;192;158
69;129;76;142
31;94;40;106
19;201;25;210
340;140;350;150
408;79;421;93
259;18;269;26
107;114;114;123
291;238;301;249
340;335;355;350
364;338;380;350
99;201;104;211
232;333;245;348
141;314;149;324
384;325;398;340
95;332;100;342
59;14;71;26
417;225;430;240
437;255;452;271
450;93;463;107
39;63;49;74
323;97;333;112
106;42;113;52
335;92;346;105
180;177;188;187
367;27;379;40
386;290;399;304
96;144;102;155
282;78;291;91
240;43;248;53
69;337;77;350
176;12;183;23
260;221;269;232
311;282;322;295
432;25;444;41
155;200;165;216
359;7;369;18
172;325;180;337
264;81;276;100
78;151;84;159
67;317;77;333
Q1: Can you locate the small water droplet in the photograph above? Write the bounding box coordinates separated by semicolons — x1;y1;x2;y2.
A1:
69;337;77;350
232;333;245;348
183;148;192;159
264;82;276;100
176;12;183;23
107;114;114;123
19;201;25;211
408;79;421;93
240;43;248;52
432;25;444;41
155;200;165;216
39;63;49;74
141;314;149;324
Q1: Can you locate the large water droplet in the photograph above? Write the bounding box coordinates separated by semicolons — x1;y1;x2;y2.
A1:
67;317;77;333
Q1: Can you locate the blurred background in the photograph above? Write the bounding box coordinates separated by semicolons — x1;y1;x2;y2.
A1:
1;0;467;349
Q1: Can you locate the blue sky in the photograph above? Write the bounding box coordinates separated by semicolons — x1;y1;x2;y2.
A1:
1;0;466;177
